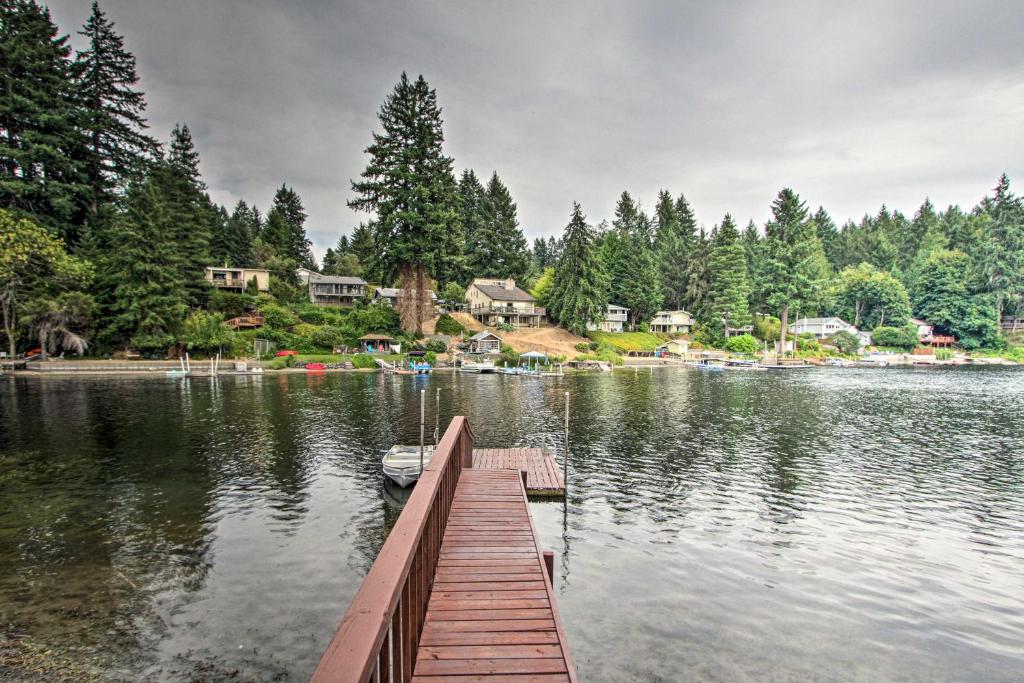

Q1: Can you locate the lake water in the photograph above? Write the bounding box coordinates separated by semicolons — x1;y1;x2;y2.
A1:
1;368;1023;681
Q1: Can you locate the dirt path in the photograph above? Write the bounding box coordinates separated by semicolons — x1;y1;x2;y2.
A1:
498;326;587;358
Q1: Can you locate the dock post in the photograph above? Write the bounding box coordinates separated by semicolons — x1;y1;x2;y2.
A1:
419;389;425;474
563;391;569;493
434;388;440;445
543;550;555;586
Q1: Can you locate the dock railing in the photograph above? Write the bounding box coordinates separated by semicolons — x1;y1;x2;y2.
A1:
312;417;474;683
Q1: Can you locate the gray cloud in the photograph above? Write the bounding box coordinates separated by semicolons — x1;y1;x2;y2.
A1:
48;0;1024;258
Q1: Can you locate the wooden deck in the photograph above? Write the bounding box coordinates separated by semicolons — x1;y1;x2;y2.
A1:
473;448;565;497
413;469;576;681
312;418;576;683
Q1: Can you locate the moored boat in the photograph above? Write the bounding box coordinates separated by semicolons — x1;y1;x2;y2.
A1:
459;359;496;373
381;444;435;487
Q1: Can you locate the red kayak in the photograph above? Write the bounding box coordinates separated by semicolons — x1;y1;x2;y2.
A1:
305;362;326;372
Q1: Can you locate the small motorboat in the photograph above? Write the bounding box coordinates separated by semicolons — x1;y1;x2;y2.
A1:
382;444;435;488
725;359;765;370
694;359;725;371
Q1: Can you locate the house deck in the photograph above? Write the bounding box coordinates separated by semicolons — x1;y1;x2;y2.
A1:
473;448;565;497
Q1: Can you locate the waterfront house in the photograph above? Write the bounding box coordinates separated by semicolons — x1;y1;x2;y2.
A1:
649;310;693;335
657;339;690;356
295;267;318;285
467;331;502;354
374;287;438;308
587;304;629;333
359;334;394;353
465;278;544;328
855;330;873;349
1001;314;1024;331
309;275;367;307
909;317;934;340
789;317;856;339
204;266;270;293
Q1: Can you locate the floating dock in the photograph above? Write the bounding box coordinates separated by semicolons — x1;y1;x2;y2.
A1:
473;448;566;497
313;418;576;682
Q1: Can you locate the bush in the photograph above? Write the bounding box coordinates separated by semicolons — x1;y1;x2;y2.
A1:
424;351;438;366
207;290;255;318
182;310;234;353
796;334;821;353
259;302;300;329
830;330;860;355
693;322;725;349
935;348;954;360
309;325;346;350
725;334;758;354
872;325;918;350
435;313;465;336
422;338;448;353
575;342;590;352
351;353;377;369
753;315;781;342
496;322;515;332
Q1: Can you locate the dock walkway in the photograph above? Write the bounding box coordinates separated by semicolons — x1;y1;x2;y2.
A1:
313;418;576;683
413;469;575;680
473;448;565;496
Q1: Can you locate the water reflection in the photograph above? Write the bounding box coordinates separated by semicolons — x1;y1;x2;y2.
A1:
1;368;1023;681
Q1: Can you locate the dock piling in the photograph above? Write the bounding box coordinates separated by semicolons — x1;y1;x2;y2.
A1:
564;391;570;493
419;389;425;474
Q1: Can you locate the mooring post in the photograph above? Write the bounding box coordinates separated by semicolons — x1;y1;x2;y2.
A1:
419;389;425;474
521;469;528;491
434;387;440;445
563;391;569;493
543;550;555;586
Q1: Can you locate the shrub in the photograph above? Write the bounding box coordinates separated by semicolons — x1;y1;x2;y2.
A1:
259;302;299;329
435;313;465;336
207;290;255;318
935;348;954;360
796;334;821;353
309;325;346;350
753;315;781;342
575;342;590;352
830;330;860;355
182;310;234;353
496;322;515;332
351;353;377;369
872;325;918;350
725;334;758;354
422;338;448;353
424;351;438;366
693;322;725;349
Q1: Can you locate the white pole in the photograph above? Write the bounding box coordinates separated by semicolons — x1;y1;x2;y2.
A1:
435;388;440;445
563;391;569;492
420;389;426;474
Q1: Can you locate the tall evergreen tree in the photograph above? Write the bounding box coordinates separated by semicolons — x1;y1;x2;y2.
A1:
654;190;695;310
0;0;89;245
164;124;213;305
458;168;486;279
684;228;712;320
708;214;752;333
547;203;608;335
349;73;462;330
97;173;186;349
74;1;157;228
761;188;829;353
266;184;315;268
216;199;256;266
813;206;840;269
977;174;1024;321
468;172;529;282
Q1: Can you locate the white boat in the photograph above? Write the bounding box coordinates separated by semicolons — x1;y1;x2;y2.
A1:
382;444;435;487
459;359;496;373
694;358;725;371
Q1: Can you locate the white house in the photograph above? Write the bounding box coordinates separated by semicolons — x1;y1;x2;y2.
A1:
909;317;934;340
789;317;856;339
204;266;270;293
649;310;693;335
587;304;629;333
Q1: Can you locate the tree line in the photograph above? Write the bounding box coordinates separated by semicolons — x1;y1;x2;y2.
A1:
2;1;1022;356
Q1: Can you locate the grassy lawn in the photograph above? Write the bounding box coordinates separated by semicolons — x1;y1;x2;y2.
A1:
586;331;665;352
268;353;405;369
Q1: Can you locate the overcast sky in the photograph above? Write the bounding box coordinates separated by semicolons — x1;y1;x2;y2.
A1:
49;0;1024;260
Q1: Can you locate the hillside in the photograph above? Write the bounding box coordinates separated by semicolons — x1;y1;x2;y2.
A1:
496;326;588;358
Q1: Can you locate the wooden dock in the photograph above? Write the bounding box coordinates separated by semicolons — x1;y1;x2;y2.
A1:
313;418;576;683
414;468;575;680
473;448;565;497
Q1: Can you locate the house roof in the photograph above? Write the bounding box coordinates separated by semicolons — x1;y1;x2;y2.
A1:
654;309;693;319
375;287;437;300
473;283;535;302
316;275;367;285
359;333;393;341
791;317;848;325
469;331;502;341
909;317;930;326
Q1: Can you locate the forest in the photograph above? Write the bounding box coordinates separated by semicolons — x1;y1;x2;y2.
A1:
2;0;1023;360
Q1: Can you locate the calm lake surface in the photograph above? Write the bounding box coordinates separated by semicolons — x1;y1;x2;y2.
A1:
1;367;1023;681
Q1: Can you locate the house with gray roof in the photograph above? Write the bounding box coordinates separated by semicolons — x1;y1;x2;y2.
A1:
465;278;544;328
308;273;367;307
373;287;438;308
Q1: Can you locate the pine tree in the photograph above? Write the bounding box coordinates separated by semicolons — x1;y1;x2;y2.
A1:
349;73;462;330
610;197;662;327
349;221;378;281
978;174;1024;321
547;203;608;335
74;1;157;228
684;228;712;319
164;124;213;305
742;220;765;311
459;169;486;276
97;174;186;349
321;247;338;275
0;0;89;245
267;184;315;268
813;207;840;269
708;214;751;333
217;199;256;266
654;190;694;310
761;189;829;354
467;172;529;282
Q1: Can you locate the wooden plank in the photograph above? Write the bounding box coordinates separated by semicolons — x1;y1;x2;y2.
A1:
426;608;553;621
418;644;563;660
419;631;560;647
422;619;555;633
414;658;568;676
413;675;569;683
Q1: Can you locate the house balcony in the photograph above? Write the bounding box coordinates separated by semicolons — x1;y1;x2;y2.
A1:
209;278;247;288
472;304;545;317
